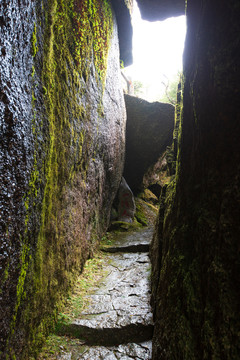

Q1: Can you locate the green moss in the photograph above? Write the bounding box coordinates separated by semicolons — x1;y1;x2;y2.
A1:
56;0;113;83
137;189;158;205
31;23;38;57
31;65;35;78
155;244;202;358
0;262;10;295
100;232;113;246
38;334;86;359
39;253;108;358
58;253;108;323
6;102;41;355
42;86;47;96
5;0;114;358
6;242;31;354
135;202;149;226
3;262;10;283
135;197;158;226
109;220;143;231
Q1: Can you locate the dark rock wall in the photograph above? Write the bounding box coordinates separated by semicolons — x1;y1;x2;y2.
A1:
0;0;40;356
0;0;126;358
136;0;185;21
151;0;240;359
123;94;174;193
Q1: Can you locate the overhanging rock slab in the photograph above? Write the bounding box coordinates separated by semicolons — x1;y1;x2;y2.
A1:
136;0;185;21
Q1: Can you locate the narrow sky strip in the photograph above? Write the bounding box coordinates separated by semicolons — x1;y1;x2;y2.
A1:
124;1;186;101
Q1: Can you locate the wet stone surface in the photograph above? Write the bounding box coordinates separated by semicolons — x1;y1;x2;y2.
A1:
100;227;153;253
57;227;154;359
58;341;152;360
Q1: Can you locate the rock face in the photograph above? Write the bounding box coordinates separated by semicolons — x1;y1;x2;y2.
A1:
0;1;128;357
123;94;174;192
150;0;240;359
136;0;185;21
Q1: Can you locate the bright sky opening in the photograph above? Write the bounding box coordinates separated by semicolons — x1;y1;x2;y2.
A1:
123;1;186;102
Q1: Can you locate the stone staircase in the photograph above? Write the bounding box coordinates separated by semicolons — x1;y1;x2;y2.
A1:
42;227;154;360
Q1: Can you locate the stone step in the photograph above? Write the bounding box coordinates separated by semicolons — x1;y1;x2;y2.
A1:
57;341;152;359
100;243;149;253
49;228;154;360
101;227;153;254
57;251;153;347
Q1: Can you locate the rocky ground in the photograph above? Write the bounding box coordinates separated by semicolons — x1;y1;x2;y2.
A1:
38;227;154;360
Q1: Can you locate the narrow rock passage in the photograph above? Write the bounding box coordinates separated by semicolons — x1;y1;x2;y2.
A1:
53;227;154;360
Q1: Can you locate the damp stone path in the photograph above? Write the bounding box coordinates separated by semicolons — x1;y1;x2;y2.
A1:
39;227;154;360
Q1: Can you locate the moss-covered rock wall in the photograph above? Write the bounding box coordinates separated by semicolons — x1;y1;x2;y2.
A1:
0;0;127;358
150;0;240;358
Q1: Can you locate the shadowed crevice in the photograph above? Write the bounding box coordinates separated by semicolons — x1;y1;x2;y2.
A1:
57;323;154;346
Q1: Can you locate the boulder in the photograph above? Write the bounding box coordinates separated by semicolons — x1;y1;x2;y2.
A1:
118;177;136;223
143;151;171;196
123;95;174;192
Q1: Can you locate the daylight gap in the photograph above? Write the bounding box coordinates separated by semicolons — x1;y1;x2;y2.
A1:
122;1;186;104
